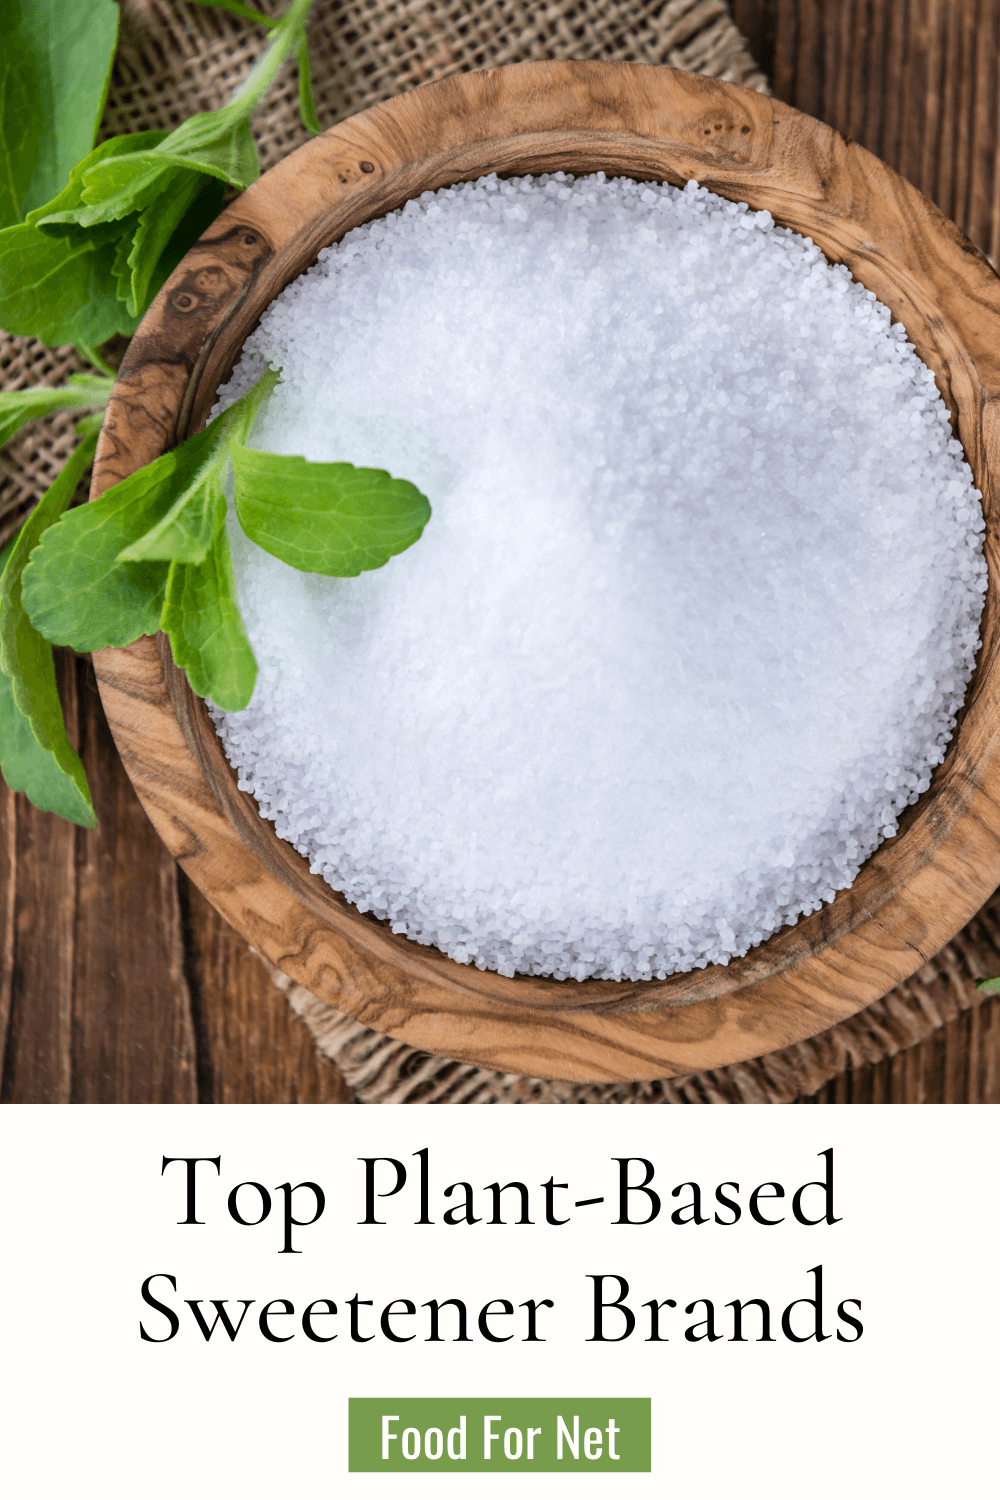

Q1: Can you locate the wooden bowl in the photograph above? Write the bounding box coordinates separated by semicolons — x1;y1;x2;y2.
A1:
91;60;1000;1083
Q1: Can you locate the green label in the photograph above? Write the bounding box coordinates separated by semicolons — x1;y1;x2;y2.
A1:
348;1398;651;1472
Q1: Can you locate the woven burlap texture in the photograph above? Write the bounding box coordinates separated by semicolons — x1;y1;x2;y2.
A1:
8;0;989;1103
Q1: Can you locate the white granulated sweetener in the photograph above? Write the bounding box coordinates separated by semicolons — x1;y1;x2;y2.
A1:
210;173;987;983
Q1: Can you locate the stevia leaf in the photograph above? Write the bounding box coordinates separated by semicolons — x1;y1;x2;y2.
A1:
77;156;179;224
296;38;321;135
161;527;257;711
26;131;170;230
37;215;130;250
976;976;1000;994
19;403;242;650
138;175;226;314
112;218;140;306
146;0;316;190
188;0;280;28
22;537;168;655
61;170;222;331
0;374;113;450
118;462;227;564
0;445;98;828
232;445;432;576
0;661;95;824
118;370;278;564
231;367;282;442
0;0;119;229
75;345;117;380
78;88;273;203
127;168;204;317
0;221;141;346
73;411;107;441
227;0;315;112
155;127;260;190
20;466;181;654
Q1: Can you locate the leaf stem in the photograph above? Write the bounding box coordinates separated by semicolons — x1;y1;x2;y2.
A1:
188;0;281;28
296;37;321;134
75;344;118;378
228;0;317;118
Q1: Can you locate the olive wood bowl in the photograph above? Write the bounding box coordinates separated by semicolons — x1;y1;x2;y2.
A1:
91;60;1000;1083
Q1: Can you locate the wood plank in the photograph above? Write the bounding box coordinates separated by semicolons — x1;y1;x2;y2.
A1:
0;767;15;1092
0;651;78;1102
735;0;1000;263
70;658;198;1103
178;873;351;1103
801;997;1000;1103
0;647;347;1103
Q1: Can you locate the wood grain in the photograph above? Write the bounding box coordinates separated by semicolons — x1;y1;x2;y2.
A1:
0;653;348;1104
179;877;351;1103
1;653;79;1101
803;994;1000;1103
88;59;1000;1081
71;659;198;1103
733;0;1000;270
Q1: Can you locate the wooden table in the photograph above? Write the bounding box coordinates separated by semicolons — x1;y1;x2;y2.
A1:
2;0;999;1103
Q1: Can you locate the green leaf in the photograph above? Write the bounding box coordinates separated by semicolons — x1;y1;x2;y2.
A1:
227;0;316;113
0;662;95;823
73;0;321;208
118;369;278;564
0;442;98;828
77;155;179;224
0;220;140;346
80;136;255;208
187;0;280;27
0;0;119;228
27;131;169;230
161;526;257;710
296;37;321;135
73;411;106;441
141;175;225;310
20;458;178;653
227;366;282;447
1;137;159;344
155;127;260;190
75;344;118;379
131;0;317;191
118;461;227;564
975;976;1000;993
127;170;205;317
21;368;283;656
27;133;224;326
112;217;139;305
233;446;432;576
0;374;113;450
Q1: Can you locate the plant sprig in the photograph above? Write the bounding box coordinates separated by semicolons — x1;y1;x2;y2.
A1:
0;0;119;230
1;370;431;823
0;419;102;827
189;1;281;29
0;0;399;833
0;0;320;349
0;374;114;449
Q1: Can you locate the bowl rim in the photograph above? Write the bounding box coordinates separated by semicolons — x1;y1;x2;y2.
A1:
91;59;1000;1081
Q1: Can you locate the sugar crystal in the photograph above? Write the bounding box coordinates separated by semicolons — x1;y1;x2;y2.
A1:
209;174;987;982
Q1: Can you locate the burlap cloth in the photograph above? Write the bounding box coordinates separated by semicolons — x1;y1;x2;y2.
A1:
3;0;995;1101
